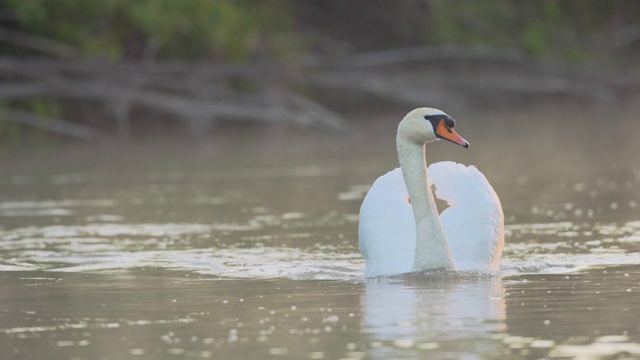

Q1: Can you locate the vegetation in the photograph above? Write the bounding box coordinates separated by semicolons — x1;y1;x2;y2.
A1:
3;0;293;60
4;0;638;62
428;0;640;64
0;0;638;144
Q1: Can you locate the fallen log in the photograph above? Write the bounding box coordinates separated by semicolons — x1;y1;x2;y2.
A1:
1;108;109;140
0;45;637;141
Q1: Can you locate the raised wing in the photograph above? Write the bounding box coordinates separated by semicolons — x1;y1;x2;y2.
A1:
358;168;415;276
428;161;504;271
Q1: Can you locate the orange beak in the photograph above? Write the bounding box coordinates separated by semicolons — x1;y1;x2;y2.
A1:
435;121;470;148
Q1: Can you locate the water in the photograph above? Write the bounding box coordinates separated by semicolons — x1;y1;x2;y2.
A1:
2;105;640;359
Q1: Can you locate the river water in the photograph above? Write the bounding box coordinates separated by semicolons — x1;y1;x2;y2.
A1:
1;105;640;359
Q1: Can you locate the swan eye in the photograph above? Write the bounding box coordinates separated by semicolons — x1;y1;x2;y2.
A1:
444;117;455;128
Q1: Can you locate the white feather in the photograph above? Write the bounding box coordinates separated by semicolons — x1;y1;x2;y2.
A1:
358;108;504;277
359;163;503;276
428;161;504;271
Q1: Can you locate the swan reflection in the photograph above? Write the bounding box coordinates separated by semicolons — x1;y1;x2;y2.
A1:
361;274;506;358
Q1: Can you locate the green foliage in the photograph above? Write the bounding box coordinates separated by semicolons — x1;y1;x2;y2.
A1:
28;98;61;119
428;1;518;48
0;107;23;151
4;0;294;61
520;24;548;56
427;0;640;62
0;99;62;149
4;0;639;63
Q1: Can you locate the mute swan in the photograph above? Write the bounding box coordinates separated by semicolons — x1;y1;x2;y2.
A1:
359;108;504;277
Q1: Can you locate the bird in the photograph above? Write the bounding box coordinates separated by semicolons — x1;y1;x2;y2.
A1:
358;107;504;277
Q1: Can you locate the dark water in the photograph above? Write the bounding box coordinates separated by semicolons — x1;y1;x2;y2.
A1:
2;105;640;359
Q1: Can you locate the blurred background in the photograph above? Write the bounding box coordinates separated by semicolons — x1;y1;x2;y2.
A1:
2;4;640;358
1;0;640;194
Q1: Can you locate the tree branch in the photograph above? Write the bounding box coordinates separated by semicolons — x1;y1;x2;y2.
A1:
0;28;80;58
0;47;636;140
1;108;109;140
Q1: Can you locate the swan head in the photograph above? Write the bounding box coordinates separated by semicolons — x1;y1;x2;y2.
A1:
397;107;469;148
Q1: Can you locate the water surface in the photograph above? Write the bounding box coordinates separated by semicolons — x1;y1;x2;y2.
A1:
2;105;640;359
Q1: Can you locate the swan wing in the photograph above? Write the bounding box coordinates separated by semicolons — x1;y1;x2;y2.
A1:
427;161;504;271
358;168;415;276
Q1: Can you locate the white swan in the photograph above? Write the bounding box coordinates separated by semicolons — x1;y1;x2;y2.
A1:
359;107;504;277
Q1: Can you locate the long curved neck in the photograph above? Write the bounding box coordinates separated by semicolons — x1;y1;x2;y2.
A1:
396;138;455;271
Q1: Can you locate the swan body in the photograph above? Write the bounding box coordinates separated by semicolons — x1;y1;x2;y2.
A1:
359;108;504;277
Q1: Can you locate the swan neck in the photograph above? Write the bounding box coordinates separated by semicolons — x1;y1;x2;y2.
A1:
396;138;455;270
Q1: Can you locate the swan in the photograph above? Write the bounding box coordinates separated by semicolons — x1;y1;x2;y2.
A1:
358;107;504;277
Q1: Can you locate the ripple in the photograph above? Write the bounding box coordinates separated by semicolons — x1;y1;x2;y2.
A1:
2;218;640;279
